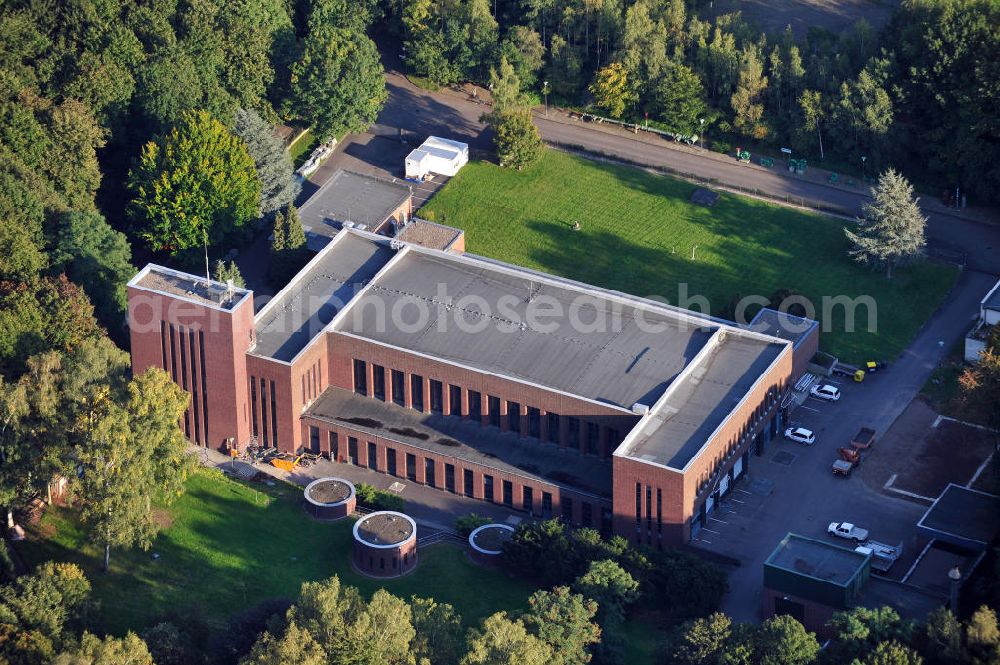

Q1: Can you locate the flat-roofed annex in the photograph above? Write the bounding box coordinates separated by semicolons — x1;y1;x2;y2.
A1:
615;330;787;470
333;244;721;410
251;233;394;362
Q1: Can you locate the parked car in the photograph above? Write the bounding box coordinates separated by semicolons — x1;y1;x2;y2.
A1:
832;459;854;476
811;384;841;401
828;522;869;542
784;426;816;445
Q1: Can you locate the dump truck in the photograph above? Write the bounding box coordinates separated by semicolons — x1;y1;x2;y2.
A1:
855;540;904;572
851;427;876;450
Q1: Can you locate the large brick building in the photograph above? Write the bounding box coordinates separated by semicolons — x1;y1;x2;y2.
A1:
127;228;817;545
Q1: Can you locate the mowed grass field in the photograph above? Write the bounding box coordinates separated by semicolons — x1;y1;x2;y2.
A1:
421;150;957;363
16;470;534;636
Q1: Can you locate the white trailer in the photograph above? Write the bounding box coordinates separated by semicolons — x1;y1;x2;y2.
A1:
855;540;903;573
405;136;469;180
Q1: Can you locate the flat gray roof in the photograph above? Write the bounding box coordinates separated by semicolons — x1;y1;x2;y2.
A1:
618;332;786;469
252;234;394;362
130;265;251;311
305;387;613;497
766;533;868;586
396;219;463;250
746;307;818;350
918;483;1000;547
334;248;719;409
299;170;411;240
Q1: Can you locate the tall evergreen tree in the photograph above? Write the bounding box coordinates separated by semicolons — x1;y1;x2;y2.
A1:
233;109;301;216
845;168;926;278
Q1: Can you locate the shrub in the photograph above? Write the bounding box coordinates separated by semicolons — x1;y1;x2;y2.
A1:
354;483;405;512
455;513;492;538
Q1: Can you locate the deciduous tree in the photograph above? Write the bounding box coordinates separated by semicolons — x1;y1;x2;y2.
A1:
523;586;600;665
128;110;260;255
461;612;552;665
589;62;636;119
411;596;463;665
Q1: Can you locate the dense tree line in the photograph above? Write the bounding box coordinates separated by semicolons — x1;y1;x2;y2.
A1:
393;0;999;200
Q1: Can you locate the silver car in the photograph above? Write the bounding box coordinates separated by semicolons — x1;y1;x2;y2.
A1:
811;384;841;401
784;426;816;445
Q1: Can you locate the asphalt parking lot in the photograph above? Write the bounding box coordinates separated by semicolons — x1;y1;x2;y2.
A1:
691;373;931;621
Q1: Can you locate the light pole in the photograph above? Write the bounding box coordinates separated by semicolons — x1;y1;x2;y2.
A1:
948;565;961;614
543;81;549;117
861;155;867;182
699;118;705;148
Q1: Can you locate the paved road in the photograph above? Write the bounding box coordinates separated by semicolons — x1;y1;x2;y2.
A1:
700;269;996;621
375;69;1000;275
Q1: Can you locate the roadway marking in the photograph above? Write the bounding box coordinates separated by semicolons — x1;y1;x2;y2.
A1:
693;538;713;544
700;527;721;534
728;498;745;504
709;517;728;524
735;489;752;496
798;405;821;413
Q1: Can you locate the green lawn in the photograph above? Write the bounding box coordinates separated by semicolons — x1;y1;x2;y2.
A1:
16;470;534;636
421;151;957;363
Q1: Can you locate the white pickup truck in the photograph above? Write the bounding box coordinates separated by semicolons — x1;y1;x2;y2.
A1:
828;522;869;542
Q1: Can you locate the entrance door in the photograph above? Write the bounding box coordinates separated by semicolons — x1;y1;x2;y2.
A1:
733;456;744;479
719;473;731;496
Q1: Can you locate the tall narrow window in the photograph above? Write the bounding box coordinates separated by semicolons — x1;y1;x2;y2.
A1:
445;464;455;492
508;402;520;433
561;496;573;522
522;486;533;512
348;437;358;465
249;377;258;438
391;370;405;406
372;365;385;401
386;448;397;475
547;413;560;443
488;395;500;427
353;359;367;395
635;483;641;526
483;475;494;501
464;468;474;497
449;385;462;415
528;408;540;438
309;426;320;453
425;458;436;487
429;380;443;414
411;374;424;411
586;422;600;455
656;488;663;533
329;431;338;459
567;417;580;449
542;492;553;516
468;390;482;420
646;485;653;530
269;380;278;448
406;453;417;480
260;378;269;447
582;502;593;526
502;480;513;506
367;441;377;470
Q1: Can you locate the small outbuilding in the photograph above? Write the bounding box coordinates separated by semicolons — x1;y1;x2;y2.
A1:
352;511;418;577
405;136;469;181
303;477;356;520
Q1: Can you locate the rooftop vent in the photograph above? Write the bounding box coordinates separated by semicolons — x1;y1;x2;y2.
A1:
631;403;650;415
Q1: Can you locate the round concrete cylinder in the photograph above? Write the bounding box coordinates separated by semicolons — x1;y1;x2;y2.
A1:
352;511;418;577
304;478;356;520
468;523;515;565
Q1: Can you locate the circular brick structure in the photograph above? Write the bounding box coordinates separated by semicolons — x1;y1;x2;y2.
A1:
352;511;418;577
468;523;515;565
304;478;356;520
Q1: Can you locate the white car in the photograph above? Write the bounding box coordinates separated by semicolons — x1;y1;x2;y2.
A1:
811;384;841;402
784;426;816;445
828;522;869;542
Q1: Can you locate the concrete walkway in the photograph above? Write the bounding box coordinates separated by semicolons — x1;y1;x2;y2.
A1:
195;447;526;534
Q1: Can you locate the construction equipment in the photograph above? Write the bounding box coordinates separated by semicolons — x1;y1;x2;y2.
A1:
838;447;861;465
270;453;302;472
